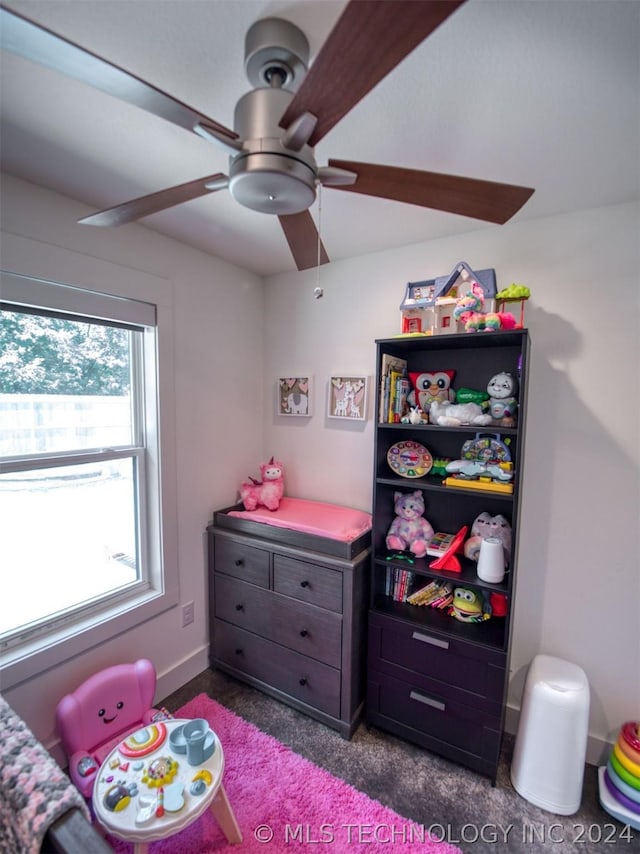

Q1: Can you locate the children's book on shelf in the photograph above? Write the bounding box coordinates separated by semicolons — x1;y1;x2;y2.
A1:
379;354;408;423
385;566;414;602
426;531;456;557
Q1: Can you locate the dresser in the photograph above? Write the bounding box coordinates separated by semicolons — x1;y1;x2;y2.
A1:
208;507;370;738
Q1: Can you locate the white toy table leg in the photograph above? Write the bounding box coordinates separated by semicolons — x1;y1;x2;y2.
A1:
211;782;243;843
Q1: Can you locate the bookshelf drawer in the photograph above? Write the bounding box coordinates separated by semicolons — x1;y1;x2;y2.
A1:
367;667;502;769
368;612;506;709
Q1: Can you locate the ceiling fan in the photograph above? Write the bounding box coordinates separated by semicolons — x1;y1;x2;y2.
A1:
1;0;534;271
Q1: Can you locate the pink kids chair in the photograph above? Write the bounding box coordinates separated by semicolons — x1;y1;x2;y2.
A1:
56;658;166;799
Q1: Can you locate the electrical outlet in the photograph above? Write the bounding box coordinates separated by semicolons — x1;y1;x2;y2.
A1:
182;601;194;627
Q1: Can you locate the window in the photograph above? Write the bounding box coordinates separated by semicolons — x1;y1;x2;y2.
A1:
0;271;174;677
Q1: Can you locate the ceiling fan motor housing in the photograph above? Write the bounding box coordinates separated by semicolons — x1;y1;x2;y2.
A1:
230;78;318;215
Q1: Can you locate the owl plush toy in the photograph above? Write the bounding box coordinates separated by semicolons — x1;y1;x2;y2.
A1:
408;370;455;416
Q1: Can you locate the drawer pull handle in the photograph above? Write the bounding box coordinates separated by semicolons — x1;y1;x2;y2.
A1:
235;603;244;611
409;690;446;712
299;677;307;686
300;580;310;588
235;648;243;655
234;559;244;567
299;629;309;638
412;631;449;650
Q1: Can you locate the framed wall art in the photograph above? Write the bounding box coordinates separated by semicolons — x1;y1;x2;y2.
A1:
328;375;368;421
278;376;312;417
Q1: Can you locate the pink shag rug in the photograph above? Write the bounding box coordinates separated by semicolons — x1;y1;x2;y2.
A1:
106;693;461;853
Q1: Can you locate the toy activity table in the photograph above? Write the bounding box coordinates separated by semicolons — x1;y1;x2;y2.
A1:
93;718;242;851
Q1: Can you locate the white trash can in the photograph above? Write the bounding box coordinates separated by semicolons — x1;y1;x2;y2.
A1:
511;654;590;815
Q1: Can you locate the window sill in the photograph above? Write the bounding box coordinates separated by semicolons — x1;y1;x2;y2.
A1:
0;585;178;691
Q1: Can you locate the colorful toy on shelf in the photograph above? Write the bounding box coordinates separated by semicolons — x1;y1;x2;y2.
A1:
598;720;640;831
385;489;434;559
445;459;513;483
400;405;427;425
239;457;284;511
429;399;493;427
455;387;489;407
387;440;433;478
487;372;519;427
445;430;515;492
461;432;511;463
449;587;491;622
429;525;468;572
398;263;498;336
453;290;518;333
407;370;455;415
496;284;530;328
55;659;166;799
430;457;452;477
464;512;512;564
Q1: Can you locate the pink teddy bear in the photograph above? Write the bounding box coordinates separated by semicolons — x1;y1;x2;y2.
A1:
386;490;434;559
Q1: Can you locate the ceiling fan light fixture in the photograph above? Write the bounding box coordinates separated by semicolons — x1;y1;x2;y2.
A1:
229;152;316;214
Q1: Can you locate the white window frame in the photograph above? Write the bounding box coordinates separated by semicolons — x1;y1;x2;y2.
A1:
0;268;178;689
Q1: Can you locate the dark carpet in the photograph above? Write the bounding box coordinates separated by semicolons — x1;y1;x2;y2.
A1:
160;669;638;853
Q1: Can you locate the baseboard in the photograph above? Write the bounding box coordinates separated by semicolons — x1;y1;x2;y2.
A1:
155;644;210;706
505;702;613;767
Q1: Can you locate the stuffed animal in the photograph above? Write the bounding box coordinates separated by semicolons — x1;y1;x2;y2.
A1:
487;372;519;426
407;370;456;415
449;587;491;622
239;457;284;511
386;490;434;559
463;512;512;564
454;290;517;333
429;399;493;427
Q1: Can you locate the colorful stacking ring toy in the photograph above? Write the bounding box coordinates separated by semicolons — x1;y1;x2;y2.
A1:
613;741;640;778
600;719;640;831
622;721;640;752
610;746;640;790
607;759;640;804
603;770;640;815
618;732;640;764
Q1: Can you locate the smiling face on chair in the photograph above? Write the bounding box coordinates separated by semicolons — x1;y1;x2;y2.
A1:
98;698;126;725
56;659;157;756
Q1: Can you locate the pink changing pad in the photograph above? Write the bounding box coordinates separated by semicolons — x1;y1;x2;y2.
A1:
228;497;372;543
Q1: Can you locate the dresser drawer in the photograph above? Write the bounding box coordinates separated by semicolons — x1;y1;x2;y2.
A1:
214;537;269;587
214;620;341;718
368;612;506;709
273;554;342;613
215;574;342;667
368;668;502;768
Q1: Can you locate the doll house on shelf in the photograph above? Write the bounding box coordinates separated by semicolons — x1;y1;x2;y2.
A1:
399;261;497;335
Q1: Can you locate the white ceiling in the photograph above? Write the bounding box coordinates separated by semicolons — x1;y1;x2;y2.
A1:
1;0;639;276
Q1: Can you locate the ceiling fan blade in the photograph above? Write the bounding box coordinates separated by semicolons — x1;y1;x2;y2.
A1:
78;174;229;226
279;0;466;147
0;5;237;144
278;211;330;271
326;160;534;224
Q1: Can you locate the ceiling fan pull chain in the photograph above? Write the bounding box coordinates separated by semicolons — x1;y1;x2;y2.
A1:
314;183;324;298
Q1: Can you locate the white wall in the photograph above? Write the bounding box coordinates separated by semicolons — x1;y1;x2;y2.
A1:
263;202;640;762
0;174;264;755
